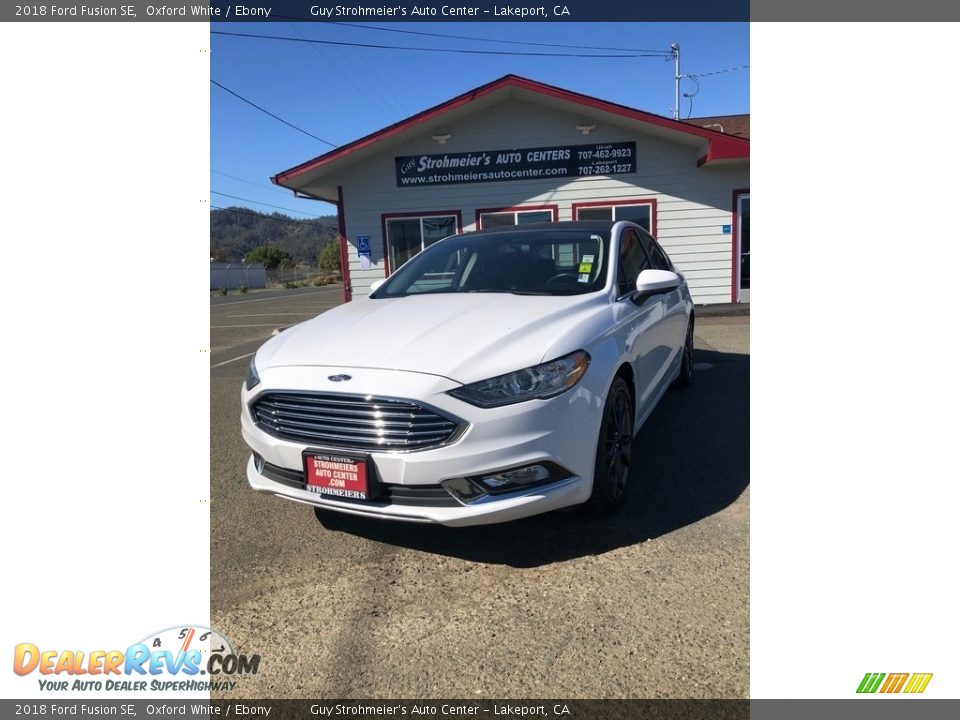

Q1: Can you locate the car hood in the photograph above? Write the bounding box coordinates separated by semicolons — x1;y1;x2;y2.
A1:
256;293;603;384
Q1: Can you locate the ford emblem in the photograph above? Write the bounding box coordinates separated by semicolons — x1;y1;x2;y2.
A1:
328;374;352;382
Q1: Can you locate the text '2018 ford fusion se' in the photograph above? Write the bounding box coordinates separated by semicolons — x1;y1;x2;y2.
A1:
240;221;694;526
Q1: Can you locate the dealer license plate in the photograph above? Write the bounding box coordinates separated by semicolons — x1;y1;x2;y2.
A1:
303;453;369;500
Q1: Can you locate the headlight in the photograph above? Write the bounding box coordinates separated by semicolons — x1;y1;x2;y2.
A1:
246;355;260;391
448;350;590;408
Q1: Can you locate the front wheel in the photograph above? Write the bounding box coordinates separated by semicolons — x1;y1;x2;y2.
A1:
585;376;634;515
673;318;694;388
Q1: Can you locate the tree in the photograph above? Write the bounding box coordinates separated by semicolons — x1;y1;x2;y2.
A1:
210;207;338;264
318;241;342;273
245;245;293;269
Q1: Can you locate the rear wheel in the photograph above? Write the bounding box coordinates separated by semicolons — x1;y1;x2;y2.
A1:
585;376;634;515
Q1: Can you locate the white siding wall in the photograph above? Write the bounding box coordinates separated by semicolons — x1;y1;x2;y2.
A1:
325;100;748;304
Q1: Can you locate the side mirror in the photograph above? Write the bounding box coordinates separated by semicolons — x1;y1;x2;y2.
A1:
369;279;385;294
635;269;680;295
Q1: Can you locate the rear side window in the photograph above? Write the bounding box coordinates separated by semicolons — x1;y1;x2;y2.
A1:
617;229;651;296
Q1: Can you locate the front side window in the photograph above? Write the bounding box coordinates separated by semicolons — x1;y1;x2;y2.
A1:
384;214;458;272
637;229;673;271
575;202;653;233
373;229;608;298
617;229;651;297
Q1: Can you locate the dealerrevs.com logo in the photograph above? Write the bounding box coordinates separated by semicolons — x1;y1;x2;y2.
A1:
13;626;260;692
857;673;933;694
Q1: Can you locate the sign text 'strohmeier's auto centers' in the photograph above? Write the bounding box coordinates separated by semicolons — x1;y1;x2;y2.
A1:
395;142;636;187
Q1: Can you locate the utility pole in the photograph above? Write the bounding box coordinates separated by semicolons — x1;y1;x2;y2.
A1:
671;43;681;121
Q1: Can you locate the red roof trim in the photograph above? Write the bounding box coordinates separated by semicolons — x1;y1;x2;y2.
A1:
697;133;750;167
273;74;748;186
273;75;512;186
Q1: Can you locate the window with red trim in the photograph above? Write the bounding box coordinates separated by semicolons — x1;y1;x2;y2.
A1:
384;214;458;272
574;202;653;233
478;208;555;229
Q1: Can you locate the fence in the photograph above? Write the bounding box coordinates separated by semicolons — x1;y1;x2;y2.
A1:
210;263;267;291
266;266;322;287
211;263;341;291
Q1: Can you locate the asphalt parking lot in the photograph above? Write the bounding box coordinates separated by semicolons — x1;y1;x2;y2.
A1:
211;287;749;698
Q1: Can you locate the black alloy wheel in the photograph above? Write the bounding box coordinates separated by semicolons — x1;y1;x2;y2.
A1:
586;376;634;515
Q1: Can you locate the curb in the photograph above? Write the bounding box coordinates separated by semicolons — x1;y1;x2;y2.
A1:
695;303;750;318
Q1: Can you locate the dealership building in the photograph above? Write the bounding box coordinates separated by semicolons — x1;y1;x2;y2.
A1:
273;75;749;305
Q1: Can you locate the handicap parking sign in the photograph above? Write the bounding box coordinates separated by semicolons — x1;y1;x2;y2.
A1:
357;236;371;257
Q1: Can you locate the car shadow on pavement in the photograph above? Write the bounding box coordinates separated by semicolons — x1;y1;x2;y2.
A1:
314;348;749;568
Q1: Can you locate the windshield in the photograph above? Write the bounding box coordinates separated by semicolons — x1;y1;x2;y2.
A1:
372;229;609;298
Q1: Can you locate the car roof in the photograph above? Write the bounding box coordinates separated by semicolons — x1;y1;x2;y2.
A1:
461;220;617;238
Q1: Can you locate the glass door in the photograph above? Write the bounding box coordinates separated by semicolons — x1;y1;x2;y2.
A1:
736;193;750;303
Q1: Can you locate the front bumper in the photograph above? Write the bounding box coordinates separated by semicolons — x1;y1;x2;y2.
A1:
240;365;604;526
246;455;586;526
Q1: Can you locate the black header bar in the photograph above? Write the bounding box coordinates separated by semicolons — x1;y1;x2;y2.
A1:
8;0;960;21
5;0;743;22
3;699;960;720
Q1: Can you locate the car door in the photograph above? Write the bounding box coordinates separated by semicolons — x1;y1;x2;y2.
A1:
611;227;671;423
640;229;688;368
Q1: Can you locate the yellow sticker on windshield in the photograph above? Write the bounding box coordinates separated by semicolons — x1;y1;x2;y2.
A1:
578;261;593;274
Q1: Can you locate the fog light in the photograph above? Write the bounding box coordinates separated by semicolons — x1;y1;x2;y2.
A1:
440;477;487;504
441;462;572;504
253;453;265;473
480;464;551;490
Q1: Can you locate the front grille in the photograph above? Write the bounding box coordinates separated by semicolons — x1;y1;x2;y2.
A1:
258;458;460;507
251;391;463;452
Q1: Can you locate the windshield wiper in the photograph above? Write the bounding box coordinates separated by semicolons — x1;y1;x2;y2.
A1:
464;289;554;295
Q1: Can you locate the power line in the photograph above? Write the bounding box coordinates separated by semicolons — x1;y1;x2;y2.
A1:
287;22;399;123
212;170;294;195
211;30;669;58
210;79;337;146
682;75;701;119
687;65;750;78
337;27;409;116
211;191;323;217
334;22;672;55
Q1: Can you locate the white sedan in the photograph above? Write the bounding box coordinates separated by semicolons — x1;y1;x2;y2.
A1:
240;220;694;526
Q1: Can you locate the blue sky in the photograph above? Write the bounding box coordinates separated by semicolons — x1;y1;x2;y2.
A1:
210;22;749;217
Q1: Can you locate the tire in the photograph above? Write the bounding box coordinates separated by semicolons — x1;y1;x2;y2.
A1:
585;376;634;516
673;318;694;389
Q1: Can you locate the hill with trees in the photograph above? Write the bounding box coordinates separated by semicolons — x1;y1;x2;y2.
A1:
210;206;339;266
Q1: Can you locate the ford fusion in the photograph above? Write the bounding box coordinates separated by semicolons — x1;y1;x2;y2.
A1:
241;221;694;526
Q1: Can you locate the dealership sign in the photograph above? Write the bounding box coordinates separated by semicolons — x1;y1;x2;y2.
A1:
395;142;636;187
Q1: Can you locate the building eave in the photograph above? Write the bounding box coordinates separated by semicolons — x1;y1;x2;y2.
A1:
272;74;749;191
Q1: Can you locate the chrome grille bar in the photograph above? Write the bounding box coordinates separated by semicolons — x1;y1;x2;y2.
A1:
251;392;464;451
